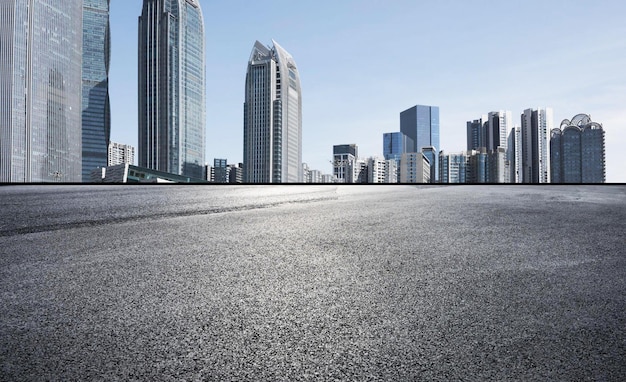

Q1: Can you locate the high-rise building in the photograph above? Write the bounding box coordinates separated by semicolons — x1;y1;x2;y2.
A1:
400;105;440;182
243;40;302;183
400;152;431;183
510;125;523;183
82;0;111;182
466;116;488;151
383;132;413;161
550;114;605;183
333;144;358;183
519;108;552;183
138;0;206;179
487;111;513;152
382;132;411;182
1;1;83;182
108;142;135;166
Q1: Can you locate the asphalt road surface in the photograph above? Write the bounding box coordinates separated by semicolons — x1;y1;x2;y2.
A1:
1;185;625;381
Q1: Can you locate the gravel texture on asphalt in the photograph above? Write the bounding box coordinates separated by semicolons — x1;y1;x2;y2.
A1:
1;185;625;381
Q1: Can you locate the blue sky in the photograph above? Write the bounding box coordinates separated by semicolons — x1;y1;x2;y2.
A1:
109;0;626;182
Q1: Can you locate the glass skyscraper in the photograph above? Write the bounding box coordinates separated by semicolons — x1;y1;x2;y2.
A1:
82;0;110;182
1;0;83;182
383;132;413;162
138;0;206;179
400;105;440;182
244;40;302;183
550;114;605;183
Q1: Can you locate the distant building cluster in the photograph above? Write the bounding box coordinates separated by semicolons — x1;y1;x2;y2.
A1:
0;1;607;183
336;106;605;184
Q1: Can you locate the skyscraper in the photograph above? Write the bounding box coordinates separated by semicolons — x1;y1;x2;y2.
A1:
82;0;111;182
243;40;302;183
383;132;413;162
138;0;206;179
519;108;552;183
487;111;513;152
400;105;440;182
466;116;488;151
1;0;83;182
550;114;605;183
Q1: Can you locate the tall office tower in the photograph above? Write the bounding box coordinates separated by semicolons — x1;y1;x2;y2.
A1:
333;144;358;183
1;1;83;182
439;151;468;184
487;111;513;152
519;108;552;183
510;126;523;183
138;0;206;179
243;40;302;183
82;0;111;182
400;152;431;183
400;105;440;182
108;141;135;166
466;116;488;151
550;114;605;183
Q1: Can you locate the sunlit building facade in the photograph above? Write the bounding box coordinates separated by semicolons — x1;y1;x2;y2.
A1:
138;0;206;179
1;0;83;182
244;40;302;183
400;152;431;183
82;0;111;181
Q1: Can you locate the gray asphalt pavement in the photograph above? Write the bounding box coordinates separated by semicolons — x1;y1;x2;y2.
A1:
1;185;625;381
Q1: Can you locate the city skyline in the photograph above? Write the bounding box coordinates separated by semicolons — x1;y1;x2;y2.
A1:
106;1;626;182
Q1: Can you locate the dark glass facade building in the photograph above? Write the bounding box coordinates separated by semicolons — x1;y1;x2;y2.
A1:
138;0;206;179
1;0;83;182
82;0;111;182
550;114;605;183
466;117;487;151
400;105;440;182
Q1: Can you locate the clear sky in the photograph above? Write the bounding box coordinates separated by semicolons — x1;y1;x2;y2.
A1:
109;0;626;182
